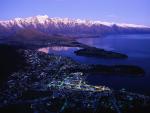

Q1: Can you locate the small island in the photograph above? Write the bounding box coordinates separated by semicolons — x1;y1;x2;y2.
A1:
74;47;128;59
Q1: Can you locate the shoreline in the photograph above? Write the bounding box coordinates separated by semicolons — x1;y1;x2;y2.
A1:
0;45;149;113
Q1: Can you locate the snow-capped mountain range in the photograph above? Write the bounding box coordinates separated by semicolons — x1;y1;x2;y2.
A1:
0;15;150;36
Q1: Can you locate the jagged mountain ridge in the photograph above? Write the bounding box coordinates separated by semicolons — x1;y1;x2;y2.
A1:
0;15;150;36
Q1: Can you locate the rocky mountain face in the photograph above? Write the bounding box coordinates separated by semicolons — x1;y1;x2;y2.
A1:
0;15;150;37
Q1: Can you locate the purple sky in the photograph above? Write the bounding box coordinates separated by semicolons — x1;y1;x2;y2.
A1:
1;0;150;26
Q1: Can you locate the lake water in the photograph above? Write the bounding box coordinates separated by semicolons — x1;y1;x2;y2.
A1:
39;34;150;95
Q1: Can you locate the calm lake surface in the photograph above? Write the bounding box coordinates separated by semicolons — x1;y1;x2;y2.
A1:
39;34;150;95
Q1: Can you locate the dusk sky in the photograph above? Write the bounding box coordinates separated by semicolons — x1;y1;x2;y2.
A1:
1;0;150;26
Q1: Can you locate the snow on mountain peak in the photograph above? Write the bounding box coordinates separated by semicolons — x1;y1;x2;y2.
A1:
14;18;22;21
117;23;148;28
35;15;49;23
36;15;49;19
0;15;150;36
0;15;149;28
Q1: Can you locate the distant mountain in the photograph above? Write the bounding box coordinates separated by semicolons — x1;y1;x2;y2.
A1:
0;15;150;37
0;27;77;48
13;29;47;40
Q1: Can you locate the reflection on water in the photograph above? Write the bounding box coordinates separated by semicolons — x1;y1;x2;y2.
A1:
38;46;81;59
38;48;49;53
38;34;150;95
38;46;80;53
